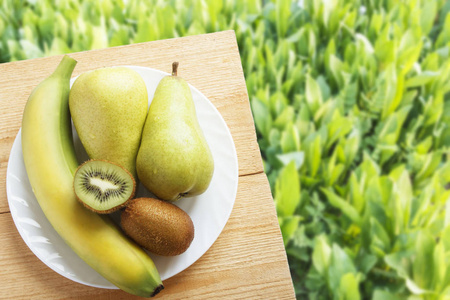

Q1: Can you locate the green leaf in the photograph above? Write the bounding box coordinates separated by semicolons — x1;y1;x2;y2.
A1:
420;1;437;35
206;0;223;30
251;97;272;138
20;39;43;58
338;81;358;114
397;30;423;76
46;37;70;56
415;151;443;183
274;106;295;129
322;188;362;225
416;136;433;154
307;133;322;177
328;163;345;187
270;91;288;116
305;74;323;115
436;13;450;48
305;268;327;295
286;28;304;43
109;25;130;47
269;128;281;147
279;215;302;246
406;278;433;295
385;250;414;278
423;91;444;127
370;217;391;257
7;39;25;61
370;64;396;115
327;244;357;292
356;253;377;274
373;290;403;300
375;38;396;70
413;230;435;290
296;104;313;138
386;69;405;119
440;286;450;297
390;169;413;229
355;33;374;55
343;129;361;168
90;23;108;49
324;38;336;73
325;109;353;150
358;152;381;183
405;71;439;88
316;75;331;101
275;0;290;37
134;12;156;43
432;242;446;292
328;54;346;87
275;161;300;217
306;25;317;60
53;12;69;41
280;122;300;153
276;151;304;170
338;273;361;300
291;224;312;249
376;105;412;164
312;235;331;277
349;172;364;213
0;16;4;38
314;99;335;124
368;12;383;40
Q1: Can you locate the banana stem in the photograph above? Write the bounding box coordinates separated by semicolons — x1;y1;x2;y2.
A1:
51;55;77;79
172;62;179;76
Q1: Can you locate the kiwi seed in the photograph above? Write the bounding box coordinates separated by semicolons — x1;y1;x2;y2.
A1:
73;159;136;214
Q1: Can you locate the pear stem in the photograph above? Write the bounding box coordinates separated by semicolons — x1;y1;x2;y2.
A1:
172;62;179;76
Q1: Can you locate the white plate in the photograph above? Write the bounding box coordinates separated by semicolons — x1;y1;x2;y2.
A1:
6;66;238;289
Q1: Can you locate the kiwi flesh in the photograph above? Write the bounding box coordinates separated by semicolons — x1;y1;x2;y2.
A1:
121;197;194;256
73;159;136;214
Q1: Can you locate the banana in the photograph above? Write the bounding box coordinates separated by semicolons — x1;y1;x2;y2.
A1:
21;55;163;297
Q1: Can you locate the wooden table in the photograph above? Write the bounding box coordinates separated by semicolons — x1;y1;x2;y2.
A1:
0;31;294;299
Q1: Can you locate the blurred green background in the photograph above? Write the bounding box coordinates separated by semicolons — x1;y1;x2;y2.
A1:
3;0;450;298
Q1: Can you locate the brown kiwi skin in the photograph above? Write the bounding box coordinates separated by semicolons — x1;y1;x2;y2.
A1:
73;159;136;214
121;197;194;256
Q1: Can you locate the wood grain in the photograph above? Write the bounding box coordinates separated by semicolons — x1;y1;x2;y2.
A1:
0;173;292;299
0;31;263;213
0;31;294;299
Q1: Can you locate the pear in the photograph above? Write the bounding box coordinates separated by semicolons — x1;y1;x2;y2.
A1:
136;62;214;201
69;67;148;179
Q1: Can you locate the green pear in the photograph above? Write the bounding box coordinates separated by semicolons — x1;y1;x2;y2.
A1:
136;62;214;201
69;67;148;179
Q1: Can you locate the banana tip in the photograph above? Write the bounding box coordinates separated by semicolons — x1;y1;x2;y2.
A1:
151;284;164;297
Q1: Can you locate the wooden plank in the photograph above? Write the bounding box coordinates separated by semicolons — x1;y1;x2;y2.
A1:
0;31;263;214
0;173;294;299
0;31;294;299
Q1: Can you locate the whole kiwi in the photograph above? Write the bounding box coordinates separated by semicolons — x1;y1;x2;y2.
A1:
121;197;194;256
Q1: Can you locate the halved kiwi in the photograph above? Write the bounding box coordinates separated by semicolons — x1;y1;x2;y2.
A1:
73;159;136;214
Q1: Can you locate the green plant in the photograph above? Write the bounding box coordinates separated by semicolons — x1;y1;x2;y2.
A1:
260;1;450;298
2;0;450;298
